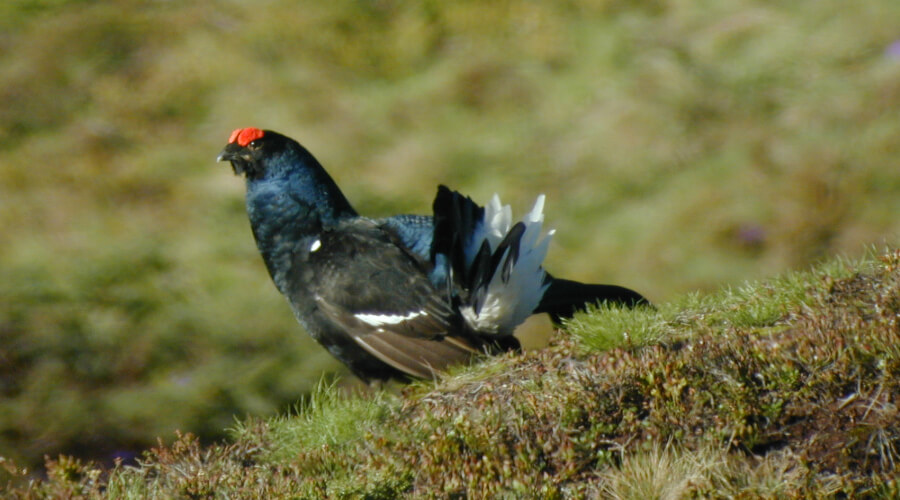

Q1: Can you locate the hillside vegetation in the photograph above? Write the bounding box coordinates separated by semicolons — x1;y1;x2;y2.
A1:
1;0;899;477
6;249;899;497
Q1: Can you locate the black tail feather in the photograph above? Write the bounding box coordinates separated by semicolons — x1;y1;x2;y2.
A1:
535;275;651;324
431;185;484;286
490;221;525;284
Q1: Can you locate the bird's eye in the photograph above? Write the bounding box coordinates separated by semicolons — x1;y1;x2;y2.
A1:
248;140;261;150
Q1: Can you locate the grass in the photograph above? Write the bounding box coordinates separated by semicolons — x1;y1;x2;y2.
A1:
4;248;899;497
232;378;396;464
566;252;863;352
597;442;725;500
1;0;900;480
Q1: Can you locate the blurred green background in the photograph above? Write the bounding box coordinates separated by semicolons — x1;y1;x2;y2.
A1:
1;0;898;471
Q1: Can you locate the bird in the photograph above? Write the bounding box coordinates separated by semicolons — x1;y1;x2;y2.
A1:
217;127;649;382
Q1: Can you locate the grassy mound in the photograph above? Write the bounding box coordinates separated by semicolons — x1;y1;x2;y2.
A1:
6;249;898;498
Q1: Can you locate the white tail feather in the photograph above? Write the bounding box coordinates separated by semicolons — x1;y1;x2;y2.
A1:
462;194;553;335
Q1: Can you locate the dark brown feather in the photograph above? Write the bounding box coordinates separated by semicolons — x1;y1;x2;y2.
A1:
350;329;479;378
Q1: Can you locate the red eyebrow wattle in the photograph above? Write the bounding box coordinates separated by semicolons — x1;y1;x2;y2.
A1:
228;128;265;147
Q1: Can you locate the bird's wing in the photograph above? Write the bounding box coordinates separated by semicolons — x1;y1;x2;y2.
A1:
314;301;480;378
306;219;479;377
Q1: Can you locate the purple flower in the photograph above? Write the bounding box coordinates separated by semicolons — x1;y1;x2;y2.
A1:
886;40;900;59
736;224;766;249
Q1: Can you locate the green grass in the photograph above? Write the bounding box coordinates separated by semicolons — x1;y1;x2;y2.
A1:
567;252;863;351
231;378;396;464
1;0;900;478
6;249;898;497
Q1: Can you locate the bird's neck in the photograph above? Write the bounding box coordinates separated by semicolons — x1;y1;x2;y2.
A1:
245;166;356;289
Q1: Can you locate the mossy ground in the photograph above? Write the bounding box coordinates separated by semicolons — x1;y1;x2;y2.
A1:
6;249;898;498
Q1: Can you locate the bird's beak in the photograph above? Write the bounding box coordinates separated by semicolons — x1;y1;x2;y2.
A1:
217;142;250;176
216;142;242;163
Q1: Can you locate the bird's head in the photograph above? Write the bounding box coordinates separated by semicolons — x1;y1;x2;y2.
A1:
216;128;356;218
217;128;293;180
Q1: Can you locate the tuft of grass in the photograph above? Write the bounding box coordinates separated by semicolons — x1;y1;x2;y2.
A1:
564;303;667;351
597;443;849;499
231;378;396;464
596;442;723;500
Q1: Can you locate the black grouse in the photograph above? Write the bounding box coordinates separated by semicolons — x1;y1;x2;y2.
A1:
218;128;649;382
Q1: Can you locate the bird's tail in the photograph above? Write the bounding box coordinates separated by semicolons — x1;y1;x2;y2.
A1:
431;185;554;336
534;275;651;324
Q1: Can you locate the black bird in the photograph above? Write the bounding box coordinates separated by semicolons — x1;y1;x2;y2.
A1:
218;128;649;382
